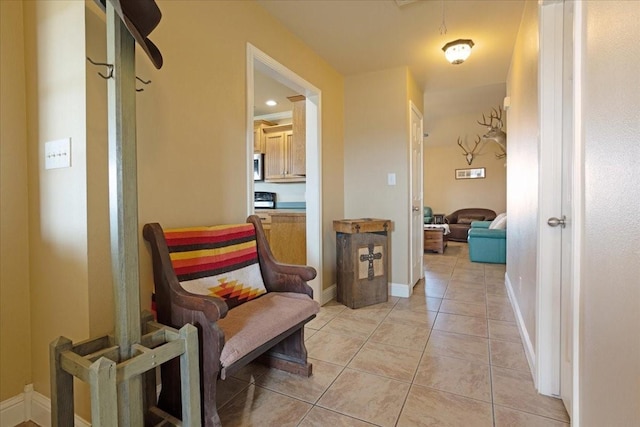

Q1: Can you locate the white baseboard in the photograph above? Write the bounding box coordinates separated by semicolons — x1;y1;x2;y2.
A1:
1;384;90;427
505;272;537;379
0;387;26;427
322;284;337;305
390;282;410;298
323;282;411;303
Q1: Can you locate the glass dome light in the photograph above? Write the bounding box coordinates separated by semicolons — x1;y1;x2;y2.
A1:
442;39;475;65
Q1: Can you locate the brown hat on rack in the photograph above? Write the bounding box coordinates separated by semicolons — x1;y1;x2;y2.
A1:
95;0;163;69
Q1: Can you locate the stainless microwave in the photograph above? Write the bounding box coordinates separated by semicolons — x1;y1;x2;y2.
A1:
253;153;264;181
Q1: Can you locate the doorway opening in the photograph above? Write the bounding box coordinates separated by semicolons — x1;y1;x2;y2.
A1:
246;44;323;302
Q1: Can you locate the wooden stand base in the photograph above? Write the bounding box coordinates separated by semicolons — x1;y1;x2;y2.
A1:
50;312;201;427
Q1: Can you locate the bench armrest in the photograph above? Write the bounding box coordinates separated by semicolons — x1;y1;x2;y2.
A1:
247;215;317;298
143;223;228;323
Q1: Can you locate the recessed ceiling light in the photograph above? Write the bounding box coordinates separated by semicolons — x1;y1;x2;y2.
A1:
265;100;277;106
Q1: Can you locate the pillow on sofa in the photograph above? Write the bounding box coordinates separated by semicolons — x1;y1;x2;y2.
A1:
489;213;507;230
458;215;485;225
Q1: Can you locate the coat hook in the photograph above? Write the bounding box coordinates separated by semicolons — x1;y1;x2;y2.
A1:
86;57;113;80
136;76;151;92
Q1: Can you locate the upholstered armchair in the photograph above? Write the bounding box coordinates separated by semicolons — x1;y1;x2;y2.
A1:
445;208;497;242
424;206;434;224
468;214;507;264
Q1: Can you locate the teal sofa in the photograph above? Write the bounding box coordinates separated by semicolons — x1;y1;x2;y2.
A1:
468;221;506;264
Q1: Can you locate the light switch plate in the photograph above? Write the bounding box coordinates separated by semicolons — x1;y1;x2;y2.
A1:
45;138;71;170
387;173;396;186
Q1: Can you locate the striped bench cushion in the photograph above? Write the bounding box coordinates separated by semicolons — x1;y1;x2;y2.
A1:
164;224;267;309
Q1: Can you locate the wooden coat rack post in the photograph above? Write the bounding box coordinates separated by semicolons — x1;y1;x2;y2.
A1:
50;3;201;426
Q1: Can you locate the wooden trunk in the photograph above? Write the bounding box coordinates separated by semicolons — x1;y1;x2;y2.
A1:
423;228;447;254
334;219;390;309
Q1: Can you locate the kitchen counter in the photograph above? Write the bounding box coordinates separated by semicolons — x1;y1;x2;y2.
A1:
255;209;305;215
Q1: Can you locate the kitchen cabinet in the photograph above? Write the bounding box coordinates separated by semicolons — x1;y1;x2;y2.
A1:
288;95;306;177
261;95;306;182
264;124;305;182
269;212;306;265
255;211;271;243
253;119;275;153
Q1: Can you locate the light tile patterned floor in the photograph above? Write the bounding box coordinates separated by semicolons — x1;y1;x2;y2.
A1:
215;242;570;426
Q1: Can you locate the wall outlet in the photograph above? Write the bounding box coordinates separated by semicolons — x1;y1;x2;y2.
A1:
45;138;71;170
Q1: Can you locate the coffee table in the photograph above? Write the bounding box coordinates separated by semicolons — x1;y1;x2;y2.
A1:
424;225;449;254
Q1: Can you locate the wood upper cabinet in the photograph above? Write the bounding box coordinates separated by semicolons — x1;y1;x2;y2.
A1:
253;119;275;153
288;95;306;177
259;95;306;182
264;124;293;180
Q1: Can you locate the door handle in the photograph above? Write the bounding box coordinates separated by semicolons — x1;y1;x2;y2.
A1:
547;216;566;228
412;206;420;212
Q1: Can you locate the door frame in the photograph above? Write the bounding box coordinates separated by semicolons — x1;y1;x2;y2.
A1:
246;44;323;303
537;0;583;421
409;101;424;289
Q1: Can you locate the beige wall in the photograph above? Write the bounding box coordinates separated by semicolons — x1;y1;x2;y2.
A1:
423;83;507;215
579;1;640;424
3;0;344;417
134;0;344;297
505;0;539;355
344;67;422;289
0;0;32;402
23;0;94;416
424;145;506;215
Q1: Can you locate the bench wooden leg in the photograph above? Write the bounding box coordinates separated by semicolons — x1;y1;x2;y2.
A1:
260;328;312;377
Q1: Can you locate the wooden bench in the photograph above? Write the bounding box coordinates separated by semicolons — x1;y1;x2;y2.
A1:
143;215;319;427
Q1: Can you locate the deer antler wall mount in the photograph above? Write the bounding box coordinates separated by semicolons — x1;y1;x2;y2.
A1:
457;135;481;165
478;106;507;159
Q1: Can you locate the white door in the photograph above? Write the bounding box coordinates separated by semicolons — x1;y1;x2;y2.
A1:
558;0;575;416
539;0;577;417
410;102;424;287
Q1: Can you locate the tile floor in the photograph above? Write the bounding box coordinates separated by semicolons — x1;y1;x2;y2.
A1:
215;242;570;426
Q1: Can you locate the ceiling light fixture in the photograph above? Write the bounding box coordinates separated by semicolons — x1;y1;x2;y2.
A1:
265;99;277;106
442;39;474;65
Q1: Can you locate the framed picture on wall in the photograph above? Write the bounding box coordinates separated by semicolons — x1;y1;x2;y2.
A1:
455;167;486;179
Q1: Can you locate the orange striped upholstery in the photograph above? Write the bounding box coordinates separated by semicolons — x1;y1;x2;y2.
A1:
164;224;267;308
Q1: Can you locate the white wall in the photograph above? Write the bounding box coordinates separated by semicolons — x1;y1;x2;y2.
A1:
504;0;539;359
507;2;640;424
254;182;306;203
579;1;640;424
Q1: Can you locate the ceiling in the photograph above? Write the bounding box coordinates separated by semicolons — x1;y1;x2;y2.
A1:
252;0;526;147
256;0;526;92
253;69;300;117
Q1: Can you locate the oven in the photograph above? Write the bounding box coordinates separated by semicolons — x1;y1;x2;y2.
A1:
253;153;264;181
254;191;276;209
